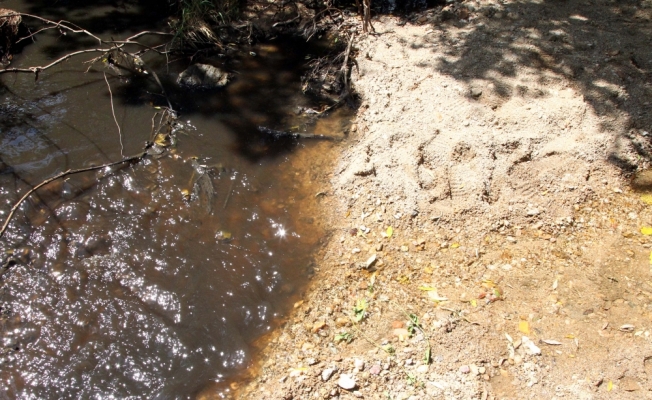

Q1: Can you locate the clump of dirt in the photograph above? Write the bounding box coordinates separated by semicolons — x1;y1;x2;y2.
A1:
236;0;652;399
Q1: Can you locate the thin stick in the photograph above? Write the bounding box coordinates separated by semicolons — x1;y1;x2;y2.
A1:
341;33;355;92
223;175;236;209
0;151;148;238
103;72;124;157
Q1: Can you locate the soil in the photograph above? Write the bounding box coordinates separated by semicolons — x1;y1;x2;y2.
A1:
233;0;652;399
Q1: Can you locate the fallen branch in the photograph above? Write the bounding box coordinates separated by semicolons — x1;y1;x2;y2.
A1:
0;148;150;239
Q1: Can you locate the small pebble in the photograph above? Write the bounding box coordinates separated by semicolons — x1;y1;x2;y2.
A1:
322;368;335;382
459;365;470;374
338;374;356;390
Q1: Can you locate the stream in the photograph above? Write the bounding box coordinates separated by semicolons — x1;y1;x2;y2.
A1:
0;1;350;398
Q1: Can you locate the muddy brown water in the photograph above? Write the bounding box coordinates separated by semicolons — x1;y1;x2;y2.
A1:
0;2;350;398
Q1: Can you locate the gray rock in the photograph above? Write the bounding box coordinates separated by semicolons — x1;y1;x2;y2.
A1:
177;64;230;89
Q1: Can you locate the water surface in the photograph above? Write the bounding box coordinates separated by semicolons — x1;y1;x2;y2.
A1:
0;2;350;397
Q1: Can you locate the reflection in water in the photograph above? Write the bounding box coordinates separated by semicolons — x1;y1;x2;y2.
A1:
0;15;351;398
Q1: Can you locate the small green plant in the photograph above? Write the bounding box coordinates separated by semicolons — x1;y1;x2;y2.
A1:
381;343;395;355
353;298;367;322
407;313;421;336
334;331;353;344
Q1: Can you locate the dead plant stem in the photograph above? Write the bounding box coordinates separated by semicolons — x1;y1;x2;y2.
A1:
103;72;124;157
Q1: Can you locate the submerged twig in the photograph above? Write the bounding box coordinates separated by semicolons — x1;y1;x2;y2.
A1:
223;175;236;209
103;72;124;157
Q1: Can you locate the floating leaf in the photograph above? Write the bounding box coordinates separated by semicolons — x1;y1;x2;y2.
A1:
642;194;652;205
641;226;652;235
154;133;171;147
386;226;393;238
519;320;530;334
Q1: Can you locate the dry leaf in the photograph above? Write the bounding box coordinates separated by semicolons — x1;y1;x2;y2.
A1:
427;291;448;302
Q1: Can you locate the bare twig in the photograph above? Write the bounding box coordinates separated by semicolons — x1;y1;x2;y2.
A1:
1;12;103;43
341;33;355;92
223;174;236;209
0;149;149;238
0;48;110;77
103;72;124;157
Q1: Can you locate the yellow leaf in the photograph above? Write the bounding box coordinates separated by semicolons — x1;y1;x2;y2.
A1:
451;243;460;249
481;280;496;289
345;210;351;218
564;334;575;339
642;226;652;235
470;299;477;307
607;380;613;391
386;226;393;238
642;194;652;205
154;133;170;147
519;320;530;334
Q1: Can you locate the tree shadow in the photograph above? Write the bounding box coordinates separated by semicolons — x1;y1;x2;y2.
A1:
425;0;652;172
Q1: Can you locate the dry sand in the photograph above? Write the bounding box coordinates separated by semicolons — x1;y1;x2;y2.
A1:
235;0;652;398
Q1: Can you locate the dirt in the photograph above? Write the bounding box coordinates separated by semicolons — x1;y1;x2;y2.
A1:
233;0;652;399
